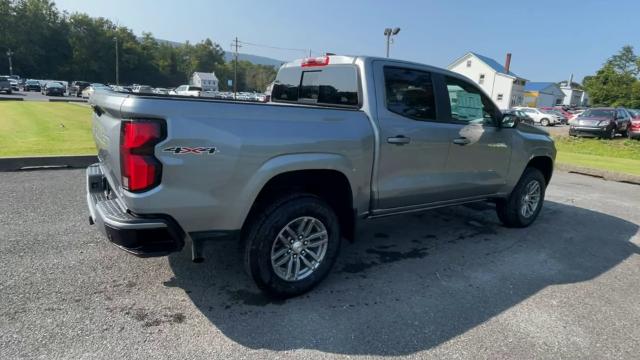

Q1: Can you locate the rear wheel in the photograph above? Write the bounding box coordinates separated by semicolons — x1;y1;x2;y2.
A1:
496;168;546;228
243;193;341;298
540;118;550;126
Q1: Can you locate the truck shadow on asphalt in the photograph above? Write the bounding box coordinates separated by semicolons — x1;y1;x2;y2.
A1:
167;200;639;356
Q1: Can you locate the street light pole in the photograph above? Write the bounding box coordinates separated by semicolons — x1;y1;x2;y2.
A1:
383;27;401;58
113;37;119;85
6;49;14;76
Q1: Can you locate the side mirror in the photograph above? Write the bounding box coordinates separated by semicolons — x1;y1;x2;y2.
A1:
500;113;519;128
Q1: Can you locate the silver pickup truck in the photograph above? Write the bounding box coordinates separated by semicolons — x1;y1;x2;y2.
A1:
87;55;555;297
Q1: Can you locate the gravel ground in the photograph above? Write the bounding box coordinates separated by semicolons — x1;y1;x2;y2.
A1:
1;169;639;359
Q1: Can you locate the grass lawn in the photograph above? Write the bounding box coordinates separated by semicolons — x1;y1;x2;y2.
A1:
553;136;640;176
0;102;95;157
1;101;638;177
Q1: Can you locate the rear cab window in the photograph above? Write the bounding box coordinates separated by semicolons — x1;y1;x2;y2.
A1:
272;62;360;108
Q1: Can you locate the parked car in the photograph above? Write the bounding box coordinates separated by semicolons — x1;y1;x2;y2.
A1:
44;82;66;96
503;109;535;125
8;78;19;91
170;85;203;97
569;108;632;139
543;106;573;120
82;83;109;98
153;87;169;95
23;79;42;92
626;109;640;140
540;108;568;124
69;81;91;97
86;55;556;298
568;109;585;124
0;76;12;94
513;107;562;126
131;85;154;94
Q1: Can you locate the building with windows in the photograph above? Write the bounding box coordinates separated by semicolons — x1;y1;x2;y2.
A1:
190;72;219;92
557;79;585;107
523;82;565;107
447;52;527;110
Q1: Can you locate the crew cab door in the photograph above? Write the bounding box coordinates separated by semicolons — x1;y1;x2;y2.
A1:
437;75;512;198
372;61;456;209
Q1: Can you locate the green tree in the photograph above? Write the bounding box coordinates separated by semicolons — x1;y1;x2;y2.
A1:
583;64;636;107
606;45;638;77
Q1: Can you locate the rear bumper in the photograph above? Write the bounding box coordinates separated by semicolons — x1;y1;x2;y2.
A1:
86;163;185;257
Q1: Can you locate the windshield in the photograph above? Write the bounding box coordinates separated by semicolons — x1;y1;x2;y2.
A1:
581;109;614;118
26;80;39;85
48;83;64;88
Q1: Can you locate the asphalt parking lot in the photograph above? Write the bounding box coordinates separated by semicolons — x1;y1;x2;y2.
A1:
0;91;85;102
1;169;639;359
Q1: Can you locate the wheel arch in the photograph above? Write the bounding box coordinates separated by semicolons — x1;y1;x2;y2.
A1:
526;155;554;185
239;154;359;241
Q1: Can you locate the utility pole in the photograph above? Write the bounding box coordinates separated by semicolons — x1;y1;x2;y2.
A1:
383;27;401;58
6;49;13;76
231;37;241;99
113;37;119;85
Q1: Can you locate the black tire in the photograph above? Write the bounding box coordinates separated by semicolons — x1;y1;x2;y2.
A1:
7;90;11;95
540;118;550;126
496;168;546;228
243;193;341;298
608;127;616;140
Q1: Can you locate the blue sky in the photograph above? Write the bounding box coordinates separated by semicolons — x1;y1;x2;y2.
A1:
54;0;640;82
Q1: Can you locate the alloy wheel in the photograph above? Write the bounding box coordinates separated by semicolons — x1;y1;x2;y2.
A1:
520;180;541;218
270;216;329;282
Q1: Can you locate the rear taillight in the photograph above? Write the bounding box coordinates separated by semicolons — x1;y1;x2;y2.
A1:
120;120;165;192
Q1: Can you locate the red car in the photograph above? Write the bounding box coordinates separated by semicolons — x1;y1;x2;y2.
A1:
629;109;640;139
541;106;573;119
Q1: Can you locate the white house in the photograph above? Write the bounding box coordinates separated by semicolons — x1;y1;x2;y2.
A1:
448;52;527;110
558;78;585;107
523;82;565;107
190;72;219;91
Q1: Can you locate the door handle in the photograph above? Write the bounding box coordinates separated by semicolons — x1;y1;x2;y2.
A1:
387;135;411;145
452;137;471;145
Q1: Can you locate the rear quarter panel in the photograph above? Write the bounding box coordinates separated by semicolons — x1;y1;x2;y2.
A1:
114;96;375;233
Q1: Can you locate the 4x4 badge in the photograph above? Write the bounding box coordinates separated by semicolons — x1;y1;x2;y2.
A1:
163;146;218;155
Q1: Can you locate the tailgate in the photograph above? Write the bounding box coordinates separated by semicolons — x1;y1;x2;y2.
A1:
90;91;129;192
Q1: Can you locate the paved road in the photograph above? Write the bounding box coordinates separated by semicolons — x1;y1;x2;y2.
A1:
1;170;639;359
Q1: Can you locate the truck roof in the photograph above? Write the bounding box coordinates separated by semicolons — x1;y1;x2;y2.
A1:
280;55;474;81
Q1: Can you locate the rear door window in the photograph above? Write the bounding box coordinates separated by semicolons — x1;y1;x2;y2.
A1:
272;65;360;107
383;67;437;121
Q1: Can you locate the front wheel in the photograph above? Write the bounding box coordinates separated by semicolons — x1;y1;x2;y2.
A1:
608;127;616;139
540;118;550;126
496;168;546;228
243;193;341;298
